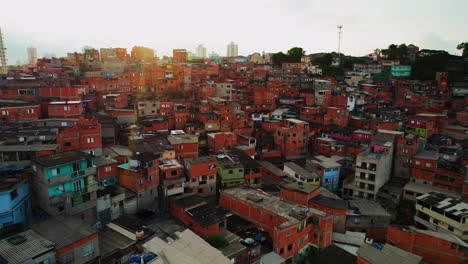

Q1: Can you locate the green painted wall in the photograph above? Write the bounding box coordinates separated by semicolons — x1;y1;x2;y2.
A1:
48;179;85;197
46;159;93;179
405;126;426;137
100;176;117;187
217;165;244;188
391;65;412;77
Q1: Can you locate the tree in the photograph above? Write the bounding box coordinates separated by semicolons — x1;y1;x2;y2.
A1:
457;42;468;57
381;44;409;63
286;47;305;63
341;56;368;69
271;52;288;64
412;49;462;80
205;234;229;248
271;47;306;64
312;53;334;67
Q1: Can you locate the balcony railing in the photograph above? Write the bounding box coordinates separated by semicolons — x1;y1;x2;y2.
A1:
71;170;86;178
48;167;97;186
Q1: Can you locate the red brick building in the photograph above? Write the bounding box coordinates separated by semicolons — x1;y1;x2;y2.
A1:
207;132;238;152
184;156;218;194
274;118;309;158
48;101;83;118
0;104;41;122
220;187;333;259
102;92;128;109
55;118;103;155
170;195;231;238
387;225;468;264
167;134;199;161
118;152;159;209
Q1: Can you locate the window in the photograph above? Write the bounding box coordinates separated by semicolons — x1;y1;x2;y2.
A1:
426;163;431;168
288;244;293;251
38;259;49;264
62;252;74;264
87;137;94;143
178;145;184;150
83;243;94;256
139;179;144;185
148;176;153;182
105;166;112;172
64;106;70;111
51;168;61;176
219;221;225;228
1;110;8;115
73;180;83;193
191;178;197;182
415;160;421;165
10;189;18;200
286;230;291;236
279;248;284;255
209;175;214;180
229;170;233;174
27;109;34;114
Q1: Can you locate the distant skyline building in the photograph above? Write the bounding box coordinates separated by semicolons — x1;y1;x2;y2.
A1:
0;27;7;73
226;41;238;57
209;51;220;59
195;44;206;58
27;47;37;65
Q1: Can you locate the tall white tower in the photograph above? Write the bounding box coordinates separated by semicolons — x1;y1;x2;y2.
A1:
227;41;238;57
0;28;7;74
27;47;37;65
337;25;343;55
196;44;207;58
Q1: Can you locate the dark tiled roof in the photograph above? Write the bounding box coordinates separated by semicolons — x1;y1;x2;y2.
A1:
0;230;55;264
187;204;231;227
310;194;348;209
172;194;208;209
31;216;96;249
32;151;92;167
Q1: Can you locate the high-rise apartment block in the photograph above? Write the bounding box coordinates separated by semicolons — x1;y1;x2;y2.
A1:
226;41;238;57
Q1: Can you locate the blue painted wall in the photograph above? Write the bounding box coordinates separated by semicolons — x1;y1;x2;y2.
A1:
0;178;32;227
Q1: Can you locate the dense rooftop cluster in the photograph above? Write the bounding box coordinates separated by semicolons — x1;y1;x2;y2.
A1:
0;46;467;264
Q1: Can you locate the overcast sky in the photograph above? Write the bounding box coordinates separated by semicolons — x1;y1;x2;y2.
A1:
1;0;467;64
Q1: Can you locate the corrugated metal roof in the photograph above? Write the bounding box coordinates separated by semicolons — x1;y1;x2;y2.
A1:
0;230;55;264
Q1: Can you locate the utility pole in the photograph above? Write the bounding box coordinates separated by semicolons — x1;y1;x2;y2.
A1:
337;25;343;55
0;27;7;74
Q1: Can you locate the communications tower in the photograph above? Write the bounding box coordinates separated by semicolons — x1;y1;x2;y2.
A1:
0;27;7;74
337;25;343;55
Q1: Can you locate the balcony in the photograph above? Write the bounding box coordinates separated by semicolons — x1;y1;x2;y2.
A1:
166;187;184;196
48;167;97;186
71;170;85;178
414;215;440;232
